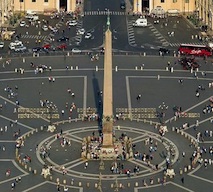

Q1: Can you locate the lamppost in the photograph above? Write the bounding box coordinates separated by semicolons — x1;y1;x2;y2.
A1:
158;102;168;124
46;102;57;125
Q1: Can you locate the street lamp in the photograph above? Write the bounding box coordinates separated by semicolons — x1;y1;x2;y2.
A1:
158;102;168;124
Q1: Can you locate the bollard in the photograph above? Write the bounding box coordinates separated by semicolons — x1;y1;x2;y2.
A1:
135;66;138;70
157;75;160;80
76;66;78;70
95;66;98;71
23;58;25;63
143;52;146;56
115;66;118;72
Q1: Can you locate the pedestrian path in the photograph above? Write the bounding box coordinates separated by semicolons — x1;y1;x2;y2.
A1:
75;21;83;43
84;11;126;16
127;19;136;47
169;42;207;47
21;35;47;40
147;23;169;47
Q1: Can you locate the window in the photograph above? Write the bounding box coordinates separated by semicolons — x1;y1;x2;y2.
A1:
44;0;48;2
161;0;165;3
32;0;36;2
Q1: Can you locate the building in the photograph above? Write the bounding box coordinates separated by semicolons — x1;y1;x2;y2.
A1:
0;0;14;25
13;0;80;14
196;0;213;32
133;0;196;17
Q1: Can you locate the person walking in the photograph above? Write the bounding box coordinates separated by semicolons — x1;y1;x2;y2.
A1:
181;177;184;184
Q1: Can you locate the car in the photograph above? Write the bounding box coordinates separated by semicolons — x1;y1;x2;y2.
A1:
10;40;23;47
159;48;170;54
42;25;48;31
57;44;67;50
32;47;42;52
14;45;27;52
0;42;4;49
72;48;81;53
84;32;92;39
57;36;69;42
77;28;85;35
42;44;51;49
19;21;26;27
68;20;77;26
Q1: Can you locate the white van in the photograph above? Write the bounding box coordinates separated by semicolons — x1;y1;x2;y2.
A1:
133;18;148;27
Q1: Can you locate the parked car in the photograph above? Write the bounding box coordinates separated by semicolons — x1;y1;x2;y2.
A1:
10;40;23;47
57;44;67;50
72;48;81;53
14;45;27;52
42;44;51;49
84;32;92;39
159;48;170;54
0;42;4;49
57;36;69;42
32;47;42;52
67;20;77;26
77;28;85;35
42;25;48;31
19;21;26;27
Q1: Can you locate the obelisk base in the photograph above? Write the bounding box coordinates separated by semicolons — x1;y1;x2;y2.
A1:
100;147;115;159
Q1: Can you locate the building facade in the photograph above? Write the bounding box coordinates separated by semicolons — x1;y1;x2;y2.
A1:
133;0;196;16
13;0;78;13
0;0;14;25
196;0;213;31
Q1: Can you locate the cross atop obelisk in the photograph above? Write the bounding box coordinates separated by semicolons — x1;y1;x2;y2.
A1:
102;11;113;148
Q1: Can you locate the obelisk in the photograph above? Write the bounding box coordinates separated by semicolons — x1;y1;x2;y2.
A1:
102;12;113;148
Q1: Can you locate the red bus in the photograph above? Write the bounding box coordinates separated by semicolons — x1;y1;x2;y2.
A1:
178;44;212;57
